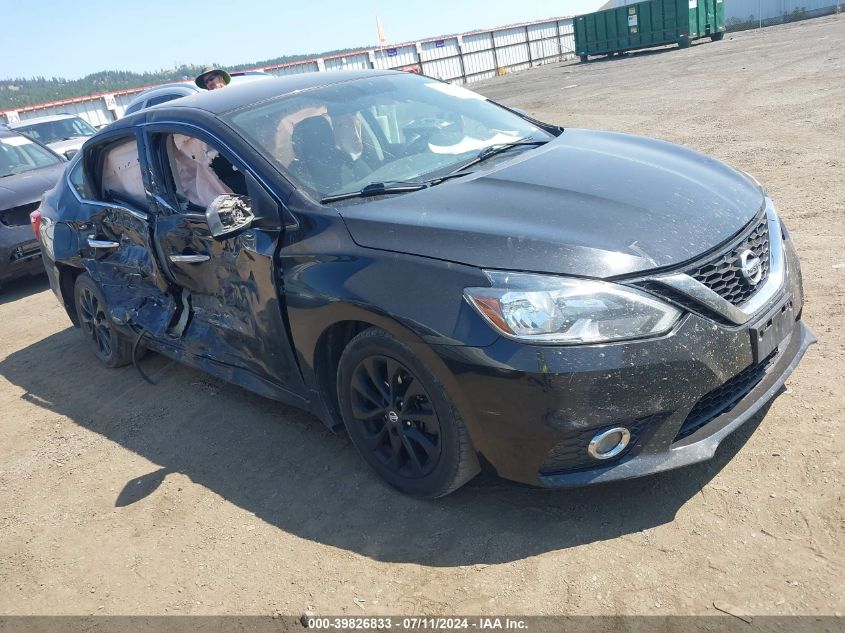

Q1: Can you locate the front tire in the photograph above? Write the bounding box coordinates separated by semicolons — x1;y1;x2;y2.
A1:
337;327;479;498
710;32;725;42
74;273;133;368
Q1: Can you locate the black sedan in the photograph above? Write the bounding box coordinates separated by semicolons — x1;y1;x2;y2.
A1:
36;70;814;497
0;128;65;287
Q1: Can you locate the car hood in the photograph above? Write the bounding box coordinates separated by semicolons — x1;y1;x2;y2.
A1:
339;129;765;278
47;137;88;155
0;163;66;209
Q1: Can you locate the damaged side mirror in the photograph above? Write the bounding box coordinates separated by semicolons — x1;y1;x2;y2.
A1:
206;194;255;240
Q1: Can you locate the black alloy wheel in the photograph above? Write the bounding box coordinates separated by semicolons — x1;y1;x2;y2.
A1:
73;274;133;368
338;327;480;498
78;285;112;359
349;355;442;478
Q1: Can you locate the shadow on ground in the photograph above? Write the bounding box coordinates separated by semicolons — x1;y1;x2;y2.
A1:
0;274;49;305
575;38;717;65
0;327;777;567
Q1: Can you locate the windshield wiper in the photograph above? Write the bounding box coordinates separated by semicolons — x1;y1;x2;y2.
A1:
319;144;547;204
321;181;429;204
448;139;548;175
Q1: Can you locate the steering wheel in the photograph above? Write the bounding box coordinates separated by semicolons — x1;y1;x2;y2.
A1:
403;117;462;153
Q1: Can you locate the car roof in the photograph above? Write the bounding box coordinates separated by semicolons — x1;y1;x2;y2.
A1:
165;69;397;115
132;83;199;101
9;114;81;126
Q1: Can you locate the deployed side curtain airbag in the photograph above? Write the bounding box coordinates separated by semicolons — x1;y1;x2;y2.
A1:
167;134;232;208
101;140;147;208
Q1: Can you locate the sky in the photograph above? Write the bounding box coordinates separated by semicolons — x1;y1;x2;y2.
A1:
1;0;605;80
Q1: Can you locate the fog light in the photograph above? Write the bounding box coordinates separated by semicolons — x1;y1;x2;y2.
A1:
587;427;631;460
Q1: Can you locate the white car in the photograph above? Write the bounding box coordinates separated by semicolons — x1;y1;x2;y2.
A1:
9;114;97;159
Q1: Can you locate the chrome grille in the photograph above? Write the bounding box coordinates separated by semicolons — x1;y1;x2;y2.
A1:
687;216;771;306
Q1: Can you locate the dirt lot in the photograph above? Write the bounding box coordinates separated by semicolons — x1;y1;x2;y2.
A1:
1;16;843;618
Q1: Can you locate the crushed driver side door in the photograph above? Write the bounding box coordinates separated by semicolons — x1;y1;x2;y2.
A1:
141;123;306;401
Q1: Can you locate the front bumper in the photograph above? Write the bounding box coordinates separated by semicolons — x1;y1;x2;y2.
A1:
437;311;814;488
434;227;813;487
539;320;814;487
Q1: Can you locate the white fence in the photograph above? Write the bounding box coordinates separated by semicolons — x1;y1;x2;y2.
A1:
1;16;576;126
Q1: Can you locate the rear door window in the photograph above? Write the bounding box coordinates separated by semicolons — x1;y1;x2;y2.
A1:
123;102;143;116
68;158;94;199
99;138;148;208
146;94;180;108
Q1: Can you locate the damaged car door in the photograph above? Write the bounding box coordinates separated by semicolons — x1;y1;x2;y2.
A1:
76;133;174;334
142;125;304;399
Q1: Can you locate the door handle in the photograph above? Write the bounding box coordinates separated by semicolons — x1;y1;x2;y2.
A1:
169;253;210;263
87;236;119;249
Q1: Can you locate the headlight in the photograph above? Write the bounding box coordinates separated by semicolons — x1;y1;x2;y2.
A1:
464;271;681;345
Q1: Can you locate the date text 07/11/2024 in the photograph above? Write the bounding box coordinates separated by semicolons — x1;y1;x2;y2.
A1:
304;617;528;630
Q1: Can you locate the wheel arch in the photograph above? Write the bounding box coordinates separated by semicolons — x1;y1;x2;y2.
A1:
312;319;373;431
306;303;435;429
57;263;85;327
303;304;482;447
331;322;482;497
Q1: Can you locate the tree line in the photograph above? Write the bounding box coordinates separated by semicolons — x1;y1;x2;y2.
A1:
0;48;364;110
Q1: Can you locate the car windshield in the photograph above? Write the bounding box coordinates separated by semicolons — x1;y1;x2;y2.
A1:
224;73;554;199
15;117;97;144
0;135;62;177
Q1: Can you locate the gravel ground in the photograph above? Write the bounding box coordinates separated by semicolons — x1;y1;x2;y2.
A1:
0;15;843;617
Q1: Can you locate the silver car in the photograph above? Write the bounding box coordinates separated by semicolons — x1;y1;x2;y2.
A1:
9;114;97;159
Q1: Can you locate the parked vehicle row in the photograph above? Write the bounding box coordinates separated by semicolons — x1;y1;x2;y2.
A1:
33;70;814;497
9;114;97;159
0;127;66;287
5;71;274;164
1;72;274;290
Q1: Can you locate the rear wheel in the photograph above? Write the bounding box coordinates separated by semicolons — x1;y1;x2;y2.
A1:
579;54;588;62
710;32;725;41
337;327;479;498
678;36;691;49
74;273;133;368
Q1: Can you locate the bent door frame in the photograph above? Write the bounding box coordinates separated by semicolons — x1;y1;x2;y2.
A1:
140;121;308;400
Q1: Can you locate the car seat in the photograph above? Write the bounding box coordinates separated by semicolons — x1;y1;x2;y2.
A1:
289;116;348;195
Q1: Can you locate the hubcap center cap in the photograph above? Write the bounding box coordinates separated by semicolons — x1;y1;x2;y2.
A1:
387;410;400;425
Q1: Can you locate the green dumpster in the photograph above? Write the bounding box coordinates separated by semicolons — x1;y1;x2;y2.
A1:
574;0;726;61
